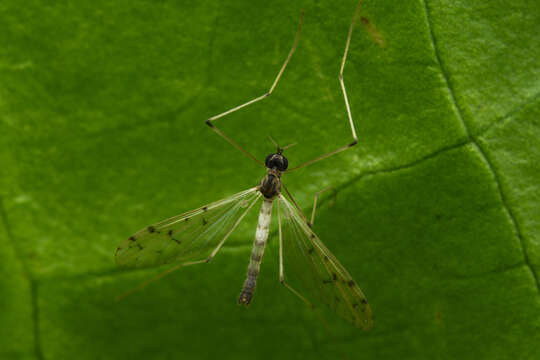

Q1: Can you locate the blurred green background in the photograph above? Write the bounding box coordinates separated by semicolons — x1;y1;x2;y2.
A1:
1;0;540;359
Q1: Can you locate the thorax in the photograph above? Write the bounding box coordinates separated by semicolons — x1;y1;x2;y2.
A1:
258;169;281;199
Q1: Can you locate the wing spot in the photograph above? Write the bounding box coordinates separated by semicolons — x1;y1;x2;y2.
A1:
148;226;156;233
173;238;181;245
332;273;337;281
202;218;208;225
324;255;329;262
310;234;315;239
348;280;355;287
361;299;367;304
128;236;136;242
202;206;208;212
308;247;314;254
168;230;173;236
185;217;189;222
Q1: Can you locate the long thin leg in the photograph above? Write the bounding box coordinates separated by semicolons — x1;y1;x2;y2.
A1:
207;193;261;260
206;11;305;166
309;186;337;226
116;195;260;301
278;200;284;282
278;203;313;307
281;182;309;224
286;1;362;173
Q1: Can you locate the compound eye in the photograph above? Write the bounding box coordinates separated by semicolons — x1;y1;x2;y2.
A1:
280;156;288;170
265;154;288;171
265;154;274;168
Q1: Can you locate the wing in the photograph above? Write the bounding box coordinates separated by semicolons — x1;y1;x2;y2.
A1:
116;187;261;268
278;194;373;330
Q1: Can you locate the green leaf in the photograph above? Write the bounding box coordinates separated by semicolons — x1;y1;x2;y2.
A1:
1;0;539;359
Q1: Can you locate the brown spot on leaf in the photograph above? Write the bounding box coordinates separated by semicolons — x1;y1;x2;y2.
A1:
360;16;385;47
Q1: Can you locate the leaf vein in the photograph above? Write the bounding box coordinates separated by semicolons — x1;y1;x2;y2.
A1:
0;198;43;360
423;0;540;297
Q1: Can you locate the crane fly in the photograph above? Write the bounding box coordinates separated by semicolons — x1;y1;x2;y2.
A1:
115;1;373;330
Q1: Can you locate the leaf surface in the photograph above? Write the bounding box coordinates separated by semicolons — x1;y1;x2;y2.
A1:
1;0;539;359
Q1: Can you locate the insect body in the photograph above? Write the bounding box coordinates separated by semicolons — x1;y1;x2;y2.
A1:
115;1;373;329
238;195;272;305
238;152;285;305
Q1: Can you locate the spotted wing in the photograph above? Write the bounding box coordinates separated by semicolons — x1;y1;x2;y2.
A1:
116;187;261;268
278;194;373;330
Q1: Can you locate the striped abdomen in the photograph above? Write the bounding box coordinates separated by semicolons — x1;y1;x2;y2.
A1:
238;199;273;305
